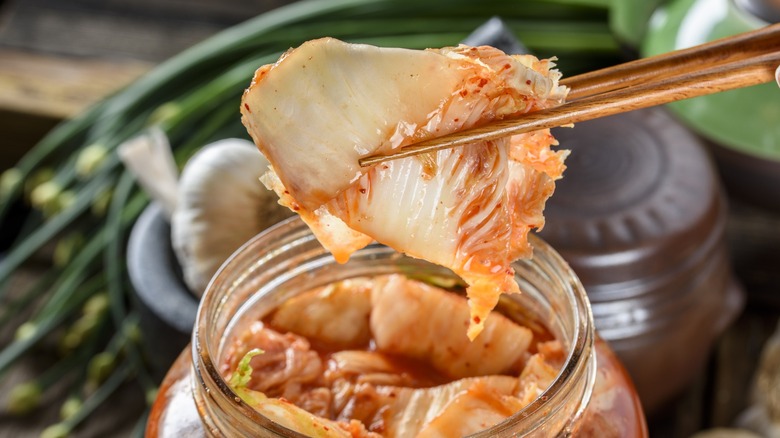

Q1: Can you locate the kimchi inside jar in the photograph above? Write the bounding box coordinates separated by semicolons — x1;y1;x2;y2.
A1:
142;217;649;438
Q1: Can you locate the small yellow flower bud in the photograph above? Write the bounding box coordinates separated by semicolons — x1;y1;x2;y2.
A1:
146;387;159;406
147;102;182;127
30;181;62;210
24;168;54;196
59;396;82;421
0;167;22;198
7;382;42;414
75;144;108;178
53;233;84;267
57;190;76;211
90;187;113;217
41;423;70;438
59;314;100;353
41;189;77;218
14;321;38;341
82;293;109;316
87;352;116;386
124;322;142;344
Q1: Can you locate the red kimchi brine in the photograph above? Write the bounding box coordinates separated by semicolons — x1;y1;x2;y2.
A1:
220;275;645;437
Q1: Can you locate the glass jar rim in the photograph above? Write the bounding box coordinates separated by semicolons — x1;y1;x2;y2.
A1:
193;216;596;437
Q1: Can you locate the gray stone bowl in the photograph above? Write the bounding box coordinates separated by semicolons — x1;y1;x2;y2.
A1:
127;202;197;379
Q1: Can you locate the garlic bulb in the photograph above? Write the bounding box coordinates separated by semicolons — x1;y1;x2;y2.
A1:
171;138;291;295
735;320;780;438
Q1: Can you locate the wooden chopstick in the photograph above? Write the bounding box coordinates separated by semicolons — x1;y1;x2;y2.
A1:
563;22;780;100
358;24;780;167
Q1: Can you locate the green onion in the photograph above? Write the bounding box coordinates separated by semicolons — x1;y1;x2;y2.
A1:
0;274;105;378
40;361;134;438
0;268;60;327
6;334;103;415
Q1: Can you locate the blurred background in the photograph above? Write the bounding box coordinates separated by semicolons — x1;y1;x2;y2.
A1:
1;0;779;437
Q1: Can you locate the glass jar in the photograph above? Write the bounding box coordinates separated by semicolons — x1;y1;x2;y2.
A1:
147;217;648;437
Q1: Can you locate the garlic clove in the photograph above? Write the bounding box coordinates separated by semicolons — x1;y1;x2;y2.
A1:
171;138;292;296
118;128;179;218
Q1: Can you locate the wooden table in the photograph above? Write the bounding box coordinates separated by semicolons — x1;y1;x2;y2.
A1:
2;1;780;436
0;0;289;171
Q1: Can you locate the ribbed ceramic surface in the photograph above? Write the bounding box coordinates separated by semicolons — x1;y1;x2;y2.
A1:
541;108;721;285
538;107;743;412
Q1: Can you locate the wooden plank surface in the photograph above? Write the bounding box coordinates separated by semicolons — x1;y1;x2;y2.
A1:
0;48;151;171
0;0;290;62
0;0;290;169
0;48;151;120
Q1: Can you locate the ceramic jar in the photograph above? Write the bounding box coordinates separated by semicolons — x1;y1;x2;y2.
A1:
540;107;744;413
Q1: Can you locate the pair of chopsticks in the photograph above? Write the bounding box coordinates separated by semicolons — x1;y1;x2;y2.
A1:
359;23;780;167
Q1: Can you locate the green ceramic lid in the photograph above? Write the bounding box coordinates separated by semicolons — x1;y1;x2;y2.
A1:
641;0;780;163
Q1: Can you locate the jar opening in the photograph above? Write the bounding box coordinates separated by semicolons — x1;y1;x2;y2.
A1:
193;217;595;437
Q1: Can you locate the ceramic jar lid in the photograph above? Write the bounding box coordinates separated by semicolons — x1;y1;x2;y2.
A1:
540;107;724;293
735;0;780;22
538;107;744;412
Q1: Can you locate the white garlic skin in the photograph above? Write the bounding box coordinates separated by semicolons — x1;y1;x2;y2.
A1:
171;138;291;296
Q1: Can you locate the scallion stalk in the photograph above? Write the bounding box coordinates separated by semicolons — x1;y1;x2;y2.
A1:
40;361;134;438
0;274;106;378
